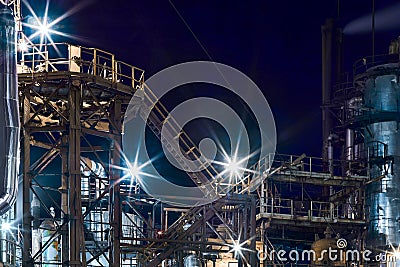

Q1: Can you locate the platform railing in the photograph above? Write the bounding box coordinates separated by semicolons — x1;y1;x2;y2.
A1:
236;151;370;195
17;42;145;91
258;196;364;221
353;53;400;78
270;153;341;175
332;82;357;100
259;197;339;219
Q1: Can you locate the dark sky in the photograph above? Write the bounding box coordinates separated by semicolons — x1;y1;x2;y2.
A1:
26;0;400;157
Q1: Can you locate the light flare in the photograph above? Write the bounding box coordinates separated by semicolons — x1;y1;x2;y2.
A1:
213;147;259;184
21;0;94;51
225;231;256;266
389;242;400;260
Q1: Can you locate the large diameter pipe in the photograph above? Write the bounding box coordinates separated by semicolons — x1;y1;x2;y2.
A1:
0;7;19;215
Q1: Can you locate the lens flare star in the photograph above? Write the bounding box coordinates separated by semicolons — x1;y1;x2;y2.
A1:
21;0;93;51
388;242;400;260
213;147;258;185
226;235;256;266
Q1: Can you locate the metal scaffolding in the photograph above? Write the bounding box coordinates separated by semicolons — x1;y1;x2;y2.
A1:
18;42;144;266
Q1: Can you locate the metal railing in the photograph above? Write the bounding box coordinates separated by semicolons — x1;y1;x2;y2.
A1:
353;53;400;78
258;196;364;221
271;153;340;175
332;82;357;101
17;42;145;91
236;151;371;195
346;141;386;158
259;197;338;219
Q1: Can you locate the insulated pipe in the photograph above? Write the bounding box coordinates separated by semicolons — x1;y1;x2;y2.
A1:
346;129;354;161
0;7;20;215
80;157;107;178
328;134;334;175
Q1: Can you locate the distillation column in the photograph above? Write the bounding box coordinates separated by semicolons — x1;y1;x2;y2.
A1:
362;65;400;255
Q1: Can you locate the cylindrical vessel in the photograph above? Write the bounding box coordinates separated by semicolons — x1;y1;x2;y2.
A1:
0;7;20;215
364;68;400;250
311;227;346;267
346;129;354;161
41;219;59;266
32;229;42;265
184;255;201;267
311;238;345;267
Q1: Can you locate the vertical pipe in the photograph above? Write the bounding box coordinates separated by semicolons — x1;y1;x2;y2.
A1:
372;0;375;64
165;210;168;231
335;28;343;84
260;221;265;267
328;134;334;175
346;129;354;161
160;202;164;232
111;54;115;82
152;201;159;237
322;19;334;162
93;49;97;76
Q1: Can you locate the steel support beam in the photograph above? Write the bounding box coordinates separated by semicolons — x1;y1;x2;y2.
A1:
22;87;33;267
61;135;69;266
249;196;257;267
68;83;84;266
110;98;122;267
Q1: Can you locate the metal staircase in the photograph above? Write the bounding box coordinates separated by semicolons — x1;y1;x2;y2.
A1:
145;199;226;267
136;84;238;198
131;84;269;266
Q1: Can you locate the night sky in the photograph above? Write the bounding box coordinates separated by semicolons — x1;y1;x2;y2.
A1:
26;0;400;157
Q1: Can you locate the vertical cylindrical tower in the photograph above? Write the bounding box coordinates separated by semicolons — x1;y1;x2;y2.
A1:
363;65;400;250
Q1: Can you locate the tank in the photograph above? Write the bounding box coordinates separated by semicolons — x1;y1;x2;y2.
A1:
311;227;346;267
184;254;201;267
0;7;20;215
363;67;400;251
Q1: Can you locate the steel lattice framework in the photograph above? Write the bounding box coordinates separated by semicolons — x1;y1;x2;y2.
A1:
18;43;144;266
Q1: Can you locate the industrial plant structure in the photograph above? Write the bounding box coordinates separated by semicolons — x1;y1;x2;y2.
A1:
0;1;399;267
